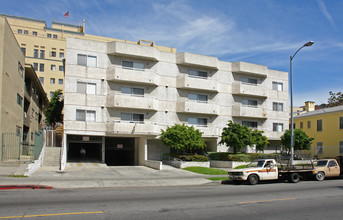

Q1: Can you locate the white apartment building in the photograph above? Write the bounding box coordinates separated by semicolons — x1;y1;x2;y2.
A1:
64;37;289;166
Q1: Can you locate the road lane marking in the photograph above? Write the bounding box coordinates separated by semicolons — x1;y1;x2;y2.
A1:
0;211;103;219
238;198;296;204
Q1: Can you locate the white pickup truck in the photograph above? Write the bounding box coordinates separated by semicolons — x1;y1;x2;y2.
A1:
228;159;315;185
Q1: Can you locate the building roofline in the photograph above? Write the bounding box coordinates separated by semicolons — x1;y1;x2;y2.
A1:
0;13;46;25
294;105;343;119
45;27;84;35
52;21;81;28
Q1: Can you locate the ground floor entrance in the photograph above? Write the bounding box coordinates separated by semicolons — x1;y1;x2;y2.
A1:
105;137;135;166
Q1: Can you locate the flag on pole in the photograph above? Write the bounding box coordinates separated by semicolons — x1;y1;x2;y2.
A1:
64;11;69;18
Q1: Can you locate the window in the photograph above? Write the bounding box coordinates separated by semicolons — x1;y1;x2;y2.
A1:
33;49;38;58
47;33;51;38
76;110;96;122
242;77;257;85
273;102;284;111
24;30;28;35
40;50;45;59
340;117;343;129
242;121;258;129
272;82;283;91
77;82;96;94
21;47;26;56
39;63;44;72
121;113;144;123
59;52;64;58
59;65;64;72
50;78;55;84
32;31;37;36
188;93;208;103
39;77;44;85
58;79;63;85
33;63;38;71
77;54;97;67
300;122;303;129
188;117;208;126
340;141;343;154
51;51;56;57
16;126;21;135
53;34;58;39
121;87;144;96
188;70;207;78
317;142;323;154
51;65;56;71
17;94;23;106
31;132;34;141
273;123;283;132
122;60;145;71
18;29;22;34
18;62;24;76
317;119;323;131
308;121;311;128
242;99;257;107
50;92;54;98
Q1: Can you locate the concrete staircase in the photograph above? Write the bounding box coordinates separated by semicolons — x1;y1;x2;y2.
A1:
43;147;61;167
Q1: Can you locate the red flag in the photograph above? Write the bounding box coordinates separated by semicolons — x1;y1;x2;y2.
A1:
64;11;69;18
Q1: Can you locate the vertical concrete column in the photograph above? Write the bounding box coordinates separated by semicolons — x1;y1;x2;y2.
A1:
102;136;105;163
138;137;147;166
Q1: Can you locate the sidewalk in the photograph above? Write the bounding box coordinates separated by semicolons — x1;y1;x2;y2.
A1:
0;163;221;189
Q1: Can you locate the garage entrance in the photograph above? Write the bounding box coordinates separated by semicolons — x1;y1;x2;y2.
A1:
105;137;135;166
67;142;102;162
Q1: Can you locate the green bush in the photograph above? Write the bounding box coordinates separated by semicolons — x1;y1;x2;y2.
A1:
164;153;209;162
209;152;273;162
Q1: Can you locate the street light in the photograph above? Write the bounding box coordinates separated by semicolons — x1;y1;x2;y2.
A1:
290;41;314;165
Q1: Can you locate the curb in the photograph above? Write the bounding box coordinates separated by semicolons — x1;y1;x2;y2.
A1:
0;185;53;190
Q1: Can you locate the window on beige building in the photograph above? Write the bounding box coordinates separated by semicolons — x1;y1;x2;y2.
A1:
317;142;323;154
51;65;56;71
317;119;323;131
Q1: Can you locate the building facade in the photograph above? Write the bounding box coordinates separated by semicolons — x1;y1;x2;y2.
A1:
64;37;289;165
293;102;343;158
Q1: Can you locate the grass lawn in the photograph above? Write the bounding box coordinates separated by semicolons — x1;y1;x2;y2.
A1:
206;177;230;181
183;166;228;175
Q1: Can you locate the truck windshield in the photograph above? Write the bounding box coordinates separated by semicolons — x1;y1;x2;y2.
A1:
316;160;328;167
247;161;265;168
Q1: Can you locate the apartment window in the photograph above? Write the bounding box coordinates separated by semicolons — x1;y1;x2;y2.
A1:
77;54;97;67
39;77;44;85
317;119;323;131
242;77;257;85
33;31;37;36
50;92;54;98
273;102;284;111
77;82;96;94
242;99;257;107
273;123;283;132
300;122;303;129
39;63;44;72
33;63;38;71
58;79;63;85
188;70;208;79
317;142;323;154
272;81;283;91
40;50;45;59
76;110;96;122
308;121;311;128
121;87;144;96
121;113;144;123
340;117;343;129
51;51;56;57
50;78;55;84
59;65;64;72
59;52;64;58
122;60;145;71
242;121;258;129
17;94;23;106
47;33;52;38
21;47;26;56
188;117;208;127
33;49;38;58
188;93;208;103
18;29;22;34
53;34;58;39
24;30;28;35
51;65;56;71
18;62;24;76
340;141;343;154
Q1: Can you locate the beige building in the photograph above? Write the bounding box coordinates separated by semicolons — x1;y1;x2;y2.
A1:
0;14;175;99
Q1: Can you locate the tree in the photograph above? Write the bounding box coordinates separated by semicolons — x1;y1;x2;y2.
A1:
280;129;314;153
160;124;206;154
327;91;343;107
252;130;269;152
219;121;255;154
45;89;63;126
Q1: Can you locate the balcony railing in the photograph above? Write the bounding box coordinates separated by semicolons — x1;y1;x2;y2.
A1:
176;75;218;92
107;41;160;61
177;101;218;115
106;93;158;111
232;62;268;77
107;67;158;85
232;105;267;119
106;121;160;135
176;52;218;69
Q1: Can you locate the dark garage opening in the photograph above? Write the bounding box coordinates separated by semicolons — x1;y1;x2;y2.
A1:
105;137;135;166
68;142;102;162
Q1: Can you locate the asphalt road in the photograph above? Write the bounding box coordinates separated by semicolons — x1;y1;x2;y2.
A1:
1;179;343;219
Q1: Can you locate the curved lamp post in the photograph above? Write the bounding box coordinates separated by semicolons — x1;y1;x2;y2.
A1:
290;41;314;165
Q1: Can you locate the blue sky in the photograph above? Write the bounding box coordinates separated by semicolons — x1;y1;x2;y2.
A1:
1;0;342;106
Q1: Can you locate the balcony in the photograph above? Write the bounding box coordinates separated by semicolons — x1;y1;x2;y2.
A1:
232;82;267;98
176;75;218;92
189;126;220;138
176;52;218;69
232;105;267;119
106;121;160;135
177;101;218;115
107;41;160;61
107;94;158;111
107;67;158;85
232;62;268;77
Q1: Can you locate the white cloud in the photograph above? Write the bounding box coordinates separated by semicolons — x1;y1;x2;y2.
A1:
317;0;337;30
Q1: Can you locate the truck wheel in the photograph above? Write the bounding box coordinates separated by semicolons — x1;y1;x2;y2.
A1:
315;172;325;181
289;173;300;183
248;174;259;185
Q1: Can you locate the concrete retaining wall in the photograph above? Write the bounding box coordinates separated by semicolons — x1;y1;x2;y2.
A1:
210;160;250;168
145;160;162;170
165;160;210;169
